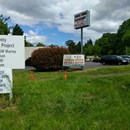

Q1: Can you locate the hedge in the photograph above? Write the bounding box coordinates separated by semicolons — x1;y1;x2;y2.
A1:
31;47;70;71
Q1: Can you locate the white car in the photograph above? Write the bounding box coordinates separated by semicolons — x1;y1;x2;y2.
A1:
120;55;130;63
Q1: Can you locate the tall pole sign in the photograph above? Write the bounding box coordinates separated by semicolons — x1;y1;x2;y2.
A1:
74;10;90;54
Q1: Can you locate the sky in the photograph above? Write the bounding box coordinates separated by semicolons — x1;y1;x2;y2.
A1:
0;0;130;46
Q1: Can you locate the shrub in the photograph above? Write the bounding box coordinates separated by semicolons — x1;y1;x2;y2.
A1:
31;47;70;71
25;57;33;66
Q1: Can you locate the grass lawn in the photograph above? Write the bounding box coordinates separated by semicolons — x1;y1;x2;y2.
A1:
0;65;130;130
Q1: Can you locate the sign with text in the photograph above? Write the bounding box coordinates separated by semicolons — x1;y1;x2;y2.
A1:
0;67;12;94
63;54;85;67
0;35;25;69
74;10;90;29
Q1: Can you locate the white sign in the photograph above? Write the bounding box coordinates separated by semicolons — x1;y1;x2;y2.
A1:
63;54;85;67
74;10;90;29
0;35;25;69
0;67;12;94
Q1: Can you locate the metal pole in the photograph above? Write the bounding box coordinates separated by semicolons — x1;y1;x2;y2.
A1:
9;91;13;105
81;28;84;70
81;28;83;54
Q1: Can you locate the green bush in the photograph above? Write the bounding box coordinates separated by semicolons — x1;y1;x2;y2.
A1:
31;47;70;71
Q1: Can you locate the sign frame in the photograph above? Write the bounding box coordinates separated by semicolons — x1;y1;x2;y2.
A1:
0;35;25;69
63;54;85;68
74;10;90;29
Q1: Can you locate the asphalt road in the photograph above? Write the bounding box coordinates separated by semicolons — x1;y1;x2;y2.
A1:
84;61;116;69
24;62;119;71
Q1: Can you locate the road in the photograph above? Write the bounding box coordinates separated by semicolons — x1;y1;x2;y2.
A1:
24;62;119;71
84;61;116;69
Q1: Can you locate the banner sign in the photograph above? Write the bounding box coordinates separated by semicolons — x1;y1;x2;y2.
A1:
63;54;85;67
0;35;25;69
0;67;12;94
74;10;90;29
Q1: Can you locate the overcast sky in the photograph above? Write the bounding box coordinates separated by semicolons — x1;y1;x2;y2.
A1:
0;0;130;46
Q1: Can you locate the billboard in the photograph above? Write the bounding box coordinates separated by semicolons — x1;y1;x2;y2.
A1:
74;10;90;29
0;35;25;69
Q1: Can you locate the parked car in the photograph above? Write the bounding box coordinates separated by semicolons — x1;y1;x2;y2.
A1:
120;55;130;63
86;58;91;62
92;57;101;63
100;55;128;65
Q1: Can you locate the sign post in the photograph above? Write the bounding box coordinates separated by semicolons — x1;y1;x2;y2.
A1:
81;27;83;54
74;10;90;54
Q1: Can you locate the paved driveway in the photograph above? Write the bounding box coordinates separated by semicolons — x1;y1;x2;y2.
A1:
84;62;117;69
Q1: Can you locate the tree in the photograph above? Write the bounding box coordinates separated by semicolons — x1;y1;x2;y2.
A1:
0;15;10;34
12;24;24;35
76;41;81;54
93;44;101;56
83;39;94;56
117;18;130;37
95;33;118;55
116;18;130;54
49;44;58;48
65;40;77;54
122;30;130;47
84;45;94;56
36;42;45;46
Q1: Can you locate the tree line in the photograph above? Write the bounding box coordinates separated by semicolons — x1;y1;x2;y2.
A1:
66;18;130;56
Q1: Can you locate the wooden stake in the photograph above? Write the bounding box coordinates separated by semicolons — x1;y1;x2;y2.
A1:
30;71;34;80
64;71;67;80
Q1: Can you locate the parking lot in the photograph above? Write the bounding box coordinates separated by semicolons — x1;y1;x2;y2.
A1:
84;61;120;69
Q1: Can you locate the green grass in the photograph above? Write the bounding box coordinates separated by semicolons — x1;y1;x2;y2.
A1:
0;65;130;130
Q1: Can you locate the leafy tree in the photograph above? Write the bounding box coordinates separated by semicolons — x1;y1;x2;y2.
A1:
93;44;101;56
36;42;45;46
116;18;130;54
84;45;94;56
0;15;10;34
95;33;111;55
49;44;58;48
117;18;130;37
65;40;78;54
76;41;81;54
122;30;130;47
83;39;94;56
107;33;119;54
12;24;24;35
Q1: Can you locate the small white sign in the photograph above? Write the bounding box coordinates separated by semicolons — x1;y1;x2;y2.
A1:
0;35;25;69
0;67;12;94
63;54;85;67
